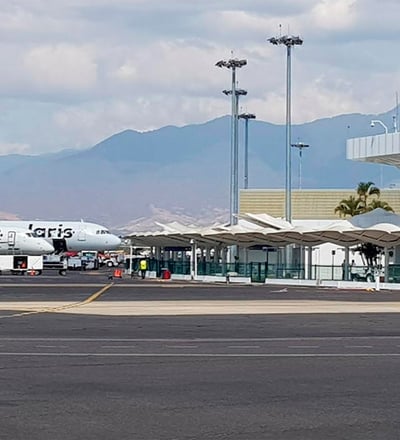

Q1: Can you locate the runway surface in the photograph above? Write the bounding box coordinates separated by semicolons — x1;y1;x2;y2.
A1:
1;273;400;439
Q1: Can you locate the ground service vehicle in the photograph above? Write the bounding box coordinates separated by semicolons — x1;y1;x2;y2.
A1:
42;255;68;275
0;255;43;275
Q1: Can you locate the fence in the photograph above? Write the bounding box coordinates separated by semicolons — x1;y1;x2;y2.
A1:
138;260;399;283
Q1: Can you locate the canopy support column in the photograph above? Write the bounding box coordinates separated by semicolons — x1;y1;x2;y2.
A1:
344;247;350;281
190;239;197;280
384;247;390;283
307;246;313;280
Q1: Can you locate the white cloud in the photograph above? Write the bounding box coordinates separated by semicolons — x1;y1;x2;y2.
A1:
113;62;138;81
0;0;399;154
311;0;357;30
23;44;98;92
0;142;30;155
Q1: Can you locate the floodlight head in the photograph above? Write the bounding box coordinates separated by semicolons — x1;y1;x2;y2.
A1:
222;89;232;96
227;58;247;69
268;35;303;47
285;35;303;46
291;142;310;153
216;58;247;69
370;121;375;128
215;60;227;68
238;113;256;120
268;37;279;45
236;88;247;96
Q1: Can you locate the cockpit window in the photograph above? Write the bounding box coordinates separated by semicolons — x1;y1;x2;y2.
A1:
96;229;110;235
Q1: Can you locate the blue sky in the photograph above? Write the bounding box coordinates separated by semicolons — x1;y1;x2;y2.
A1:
0;0;399;154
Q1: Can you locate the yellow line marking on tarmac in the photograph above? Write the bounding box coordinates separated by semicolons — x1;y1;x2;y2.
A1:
0;283;114;319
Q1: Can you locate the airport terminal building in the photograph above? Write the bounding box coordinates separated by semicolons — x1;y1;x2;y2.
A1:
240;188;400;220
126;129;400;283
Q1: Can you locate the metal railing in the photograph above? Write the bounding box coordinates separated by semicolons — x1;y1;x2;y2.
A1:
130;259;400;283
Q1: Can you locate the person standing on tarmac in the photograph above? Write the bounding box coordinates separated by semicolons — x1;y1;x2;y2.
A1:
139;258;148;279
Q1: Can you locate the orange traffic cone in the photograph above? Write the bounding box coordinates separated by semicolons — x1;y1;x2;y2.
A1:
113;268;122;278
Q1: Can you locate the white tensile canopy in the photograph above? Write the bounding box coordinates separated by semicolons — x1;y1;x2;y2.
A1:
125;209;400;249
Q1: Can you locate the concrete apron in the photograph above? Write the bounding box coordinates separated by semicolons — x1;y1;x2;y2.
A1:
265;278;398;291
147;272;395;290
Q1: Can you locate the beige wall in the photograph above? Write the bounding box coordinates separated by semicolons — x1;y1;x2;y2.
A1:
240;189;400;220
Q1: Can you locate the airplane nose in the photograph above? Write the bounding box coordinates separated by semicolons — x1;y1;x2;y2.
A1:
112;235;121;247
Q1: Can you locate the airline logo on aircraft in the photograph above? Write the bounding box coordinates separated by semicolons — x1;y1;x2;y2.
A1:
28;224;73;239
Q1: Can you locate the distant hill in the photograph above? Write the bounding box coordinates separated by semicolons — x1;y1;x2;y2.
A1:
0;110;399;227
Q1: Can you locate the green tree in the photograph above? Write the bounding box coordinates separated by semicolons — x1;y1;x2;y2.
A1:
334;181;393;218
366;198;394;212
356;181;380;210
334;195;363;218
335;182;394;267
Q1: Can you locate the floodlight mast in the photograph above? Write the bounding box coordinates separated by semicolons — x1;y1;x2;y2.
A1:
268;34;303;223
239;112;256;189
222;88;248;222
216;58;247;226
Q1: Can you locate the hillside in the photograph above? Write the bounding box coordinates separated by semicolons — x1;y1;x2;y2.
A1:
0;110;398;227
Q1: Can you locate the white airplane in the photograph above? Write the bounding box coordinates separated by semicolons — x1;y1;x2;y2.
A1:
0;226;55;255
0;221;121;253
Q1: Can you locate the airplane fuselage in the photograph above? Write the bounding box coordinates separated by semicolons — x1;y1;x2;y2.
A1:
0;221;121;252
0;226;55;255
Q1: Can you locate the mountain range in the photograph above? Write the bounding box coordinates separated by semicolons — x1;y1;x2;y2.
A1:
0;108;399;229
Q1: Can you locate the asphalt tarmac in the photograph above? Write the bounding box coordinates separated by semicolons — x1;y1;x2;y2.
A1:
1;273;400;439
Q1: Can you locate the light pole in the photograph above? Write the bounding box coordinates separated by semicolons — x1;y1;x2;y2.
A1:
291;142;310;189
216;58;247;226
238;112;256;189
223;88;247;221
370;120;388;188
370;119;388;134
268;35;303;224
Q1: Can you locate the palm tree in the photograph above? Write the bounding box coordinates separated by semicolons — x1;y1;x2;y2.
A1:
356;181;380;210
334;195;363;218
366;199;394;213
335;182;393;217
335;181;394;268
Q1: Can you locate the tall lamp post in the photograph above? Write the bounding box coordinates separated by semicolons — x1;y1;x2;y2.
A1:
223;88;248;221
291;142;310;189
238;112;256;189
216;58;247;226
370;119;388;188
268;35;303;224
